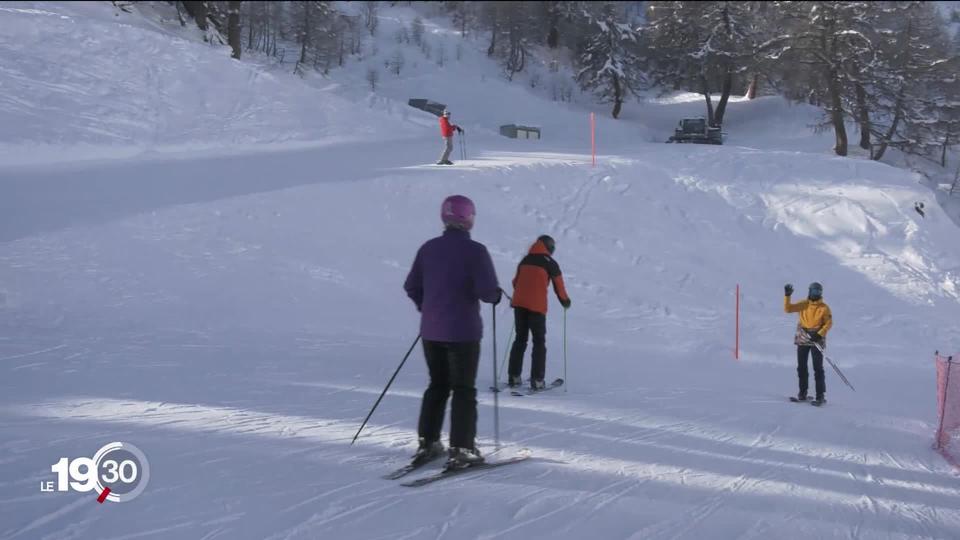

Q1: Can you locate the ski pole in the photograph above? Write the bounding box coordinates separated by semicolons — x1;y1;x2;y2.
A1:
495;289;514;387
351;334;421;445
498;325;514;388
492;304;500;449
563;307;568;392
814;343;855;392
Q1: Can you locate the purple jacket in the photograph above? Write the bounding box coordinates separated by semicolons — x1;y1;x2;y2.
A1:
404;228;501;342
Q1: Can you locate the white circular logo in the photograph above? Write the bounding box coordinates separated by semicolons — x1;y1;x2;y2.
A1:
91;442;151;503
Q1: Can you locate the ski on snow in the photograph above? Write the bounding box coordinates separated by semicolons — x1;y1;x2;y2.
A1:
788;396;826;407
382;453;444;480
399;452;531;488
511;378;564;396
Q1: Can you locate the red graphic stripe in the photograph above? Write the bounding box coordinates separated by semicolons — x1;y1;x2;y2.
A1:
97;487;111;504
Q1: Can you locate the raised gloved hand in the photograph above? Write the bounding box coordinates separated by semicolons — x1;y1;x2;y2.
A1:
784;284;794;296
560;298;571;309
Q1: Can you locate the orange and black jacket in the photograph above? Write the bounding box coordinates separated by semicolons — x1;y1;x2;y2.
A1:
511;240;570;314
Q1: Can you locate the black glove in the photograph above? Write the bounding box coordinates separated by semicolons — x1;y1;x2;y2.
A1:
560;298;571;309
492;290;502;306
784;284;794;296
456;126;464;134
807;330;823;343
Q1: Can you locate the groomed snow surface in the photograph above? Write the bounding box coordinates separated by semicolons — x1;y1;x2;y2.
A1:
2;2;960;539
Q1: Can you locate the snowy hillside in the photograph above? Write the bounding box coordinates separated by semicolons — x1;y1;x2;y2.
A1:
2;2;960;540
0;1;419;166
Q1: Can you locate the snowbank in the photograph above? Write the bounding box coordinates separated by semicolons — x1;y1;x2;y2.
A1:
0;2;416;165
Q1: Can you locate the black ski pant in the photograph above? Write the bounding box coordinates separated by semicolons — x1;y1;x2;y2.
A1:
508;307;547;382
418;340;480;450
797;345;825;397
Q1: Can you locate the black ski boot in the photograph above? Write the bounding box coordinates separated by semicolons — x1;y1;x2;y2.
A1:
811;395;827;407
530;379;546;391
507;375;522;388
446;447;484;470
413;438;445;462
797;391;808;401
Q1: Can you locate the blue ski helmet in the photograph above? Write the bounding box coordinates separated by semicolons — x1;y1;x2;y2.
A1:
808;282;823;300
537;234;556;255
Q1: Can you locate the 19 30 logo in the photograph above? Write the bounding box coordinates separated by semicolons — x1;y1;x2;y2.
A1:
41;442;150;503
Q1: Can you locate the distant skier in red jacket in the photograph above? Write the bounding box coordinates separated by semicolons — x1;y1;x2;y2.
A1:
437;109;463;165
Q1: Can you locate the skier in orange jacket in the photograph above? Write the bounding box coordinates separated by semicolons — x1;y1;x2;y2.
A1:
507;235;571;390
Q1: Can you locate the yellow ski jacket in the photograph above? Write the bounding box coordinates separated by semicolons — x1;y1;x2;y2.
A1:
784;296;833;337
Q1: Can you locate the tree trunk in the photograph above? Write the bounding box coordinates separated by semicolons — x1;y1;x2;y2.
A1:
175;1;187;26
246;5;254;49
714;70;733;126
228;1;242;59
855;82;870;150
872;97;902;161
546;5;559;48
941;133;950;168
182;1;208;32
297;41;308;72
746;73;759;99
611;74;623;119
487;24;497;56
826;68;847;156
296;2;310;74
700;76;715;126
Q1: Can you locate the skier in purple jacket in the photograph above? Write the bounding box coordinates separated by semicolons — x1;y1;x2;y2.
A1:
404;195;501;468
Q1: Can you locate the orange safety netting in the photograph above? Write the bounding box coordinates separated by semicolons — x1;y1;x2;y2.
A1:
935;352;960;469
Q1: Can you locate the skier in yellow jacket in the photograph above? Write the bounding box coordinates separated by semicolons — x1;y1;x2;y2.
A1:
784;282;833;405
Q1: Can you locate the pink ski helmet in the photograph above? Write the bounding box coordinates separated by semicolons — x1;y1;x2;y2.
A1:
441;195;476;230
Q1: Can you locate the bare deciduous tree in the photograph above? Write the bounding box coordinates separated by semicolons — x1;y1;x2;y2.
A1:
436;42;447;67
227;1;242;59
412;16;425;46
390;49;405;76
366;67;380;91
362;1;379;36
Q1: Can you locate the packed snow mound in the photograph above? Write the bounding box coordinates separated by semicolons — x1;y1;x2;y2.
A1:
0;2;416;165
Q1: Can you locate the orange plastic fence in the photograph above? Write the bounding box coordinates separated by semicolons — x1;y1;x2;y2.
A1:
935;352;960;469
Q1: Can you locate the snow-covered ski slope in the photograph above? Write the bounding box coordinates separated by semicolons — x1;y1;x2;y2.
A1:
2;2;960;539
